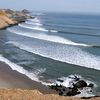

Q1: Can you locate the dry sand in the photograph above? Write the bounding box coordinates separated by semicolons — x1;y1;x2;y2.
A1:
0;89;99;100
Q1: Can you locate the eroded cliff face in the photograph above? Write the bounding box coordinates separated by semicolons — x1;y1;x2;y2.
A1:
0;9;31;29
0;10;16;29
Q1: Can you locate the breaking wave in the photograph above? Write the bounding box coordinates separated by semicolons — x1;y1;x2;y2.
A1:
27;18;41;23
47;74;96;97
19;23;49;32
7;28;90;47
0;54;96;97
7;41;100;71
25;21;42;26
0;54;46;82
18;23;58;33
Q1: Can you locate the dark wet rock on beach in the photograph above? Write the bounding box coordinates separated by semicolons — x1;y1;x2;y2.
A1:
73;80;87;88
49;75;95;97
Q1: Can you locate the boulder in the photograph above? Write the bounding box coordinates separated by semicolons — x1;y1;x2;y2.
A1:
74;80;87;88
49;85;80;96
49;76;94;96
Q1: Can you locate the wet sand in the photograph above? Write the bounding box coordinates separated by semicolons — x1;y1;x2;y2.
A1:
0;61;56;94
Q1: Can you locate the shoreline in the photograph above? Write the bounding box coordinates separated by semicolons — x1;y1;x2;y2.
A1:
0;21;24;30
0;61;56;94
0;62;99;100
0;9;100;99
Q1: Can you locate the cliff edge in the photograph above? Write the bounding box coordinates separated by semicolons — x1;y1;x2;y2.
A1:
0;89;99;100
0;10;16;29
0;9;31;29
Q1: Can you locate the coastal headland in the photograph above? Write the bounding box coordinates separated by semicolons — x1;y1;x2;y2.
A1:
0;9;32;29
0;9;100;100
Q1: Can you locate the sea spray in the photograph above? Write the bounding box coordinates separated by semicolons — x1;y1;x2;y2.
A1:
0;54;46;82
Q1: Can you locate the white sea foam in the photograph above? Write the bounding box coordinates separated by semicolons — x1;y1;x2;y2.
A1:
47;75;96;97
56;75;82;87
76;87;95;97
27;18;40;23
0;54;46;82
19;23;58;33
7;40;100;71
25;21;42;26
49;30;58;33
7;28;89;47
19;23;49;32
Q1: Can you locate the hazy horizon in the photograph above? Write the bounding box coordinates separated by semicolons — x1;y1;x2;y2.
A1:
0;0;100;14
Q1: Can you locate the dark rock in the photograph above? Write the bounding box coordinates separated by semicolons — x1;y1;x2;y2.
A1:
57;79;64;83
5;9;14;14
58;86;80;96
49;85;80;96
30;16;35;19
81;97;91;99
15;16;26;22
74;80;87;88
88;83;94;88
48;76;95;96
81;96;99;99
66;87;80;96
22;9;29;14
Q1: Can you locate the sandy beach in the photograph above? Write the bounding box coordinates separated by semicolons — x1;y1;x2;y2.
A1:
0;61;56;94
0;61;100;100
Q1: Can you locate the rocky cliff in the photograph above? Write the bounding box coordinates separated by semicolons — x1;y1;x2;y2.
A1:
0;10;16;29
0;9;31;29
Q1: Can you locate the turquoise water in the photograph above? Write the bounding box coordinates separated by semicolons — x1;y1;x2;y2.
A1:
0;12;100;96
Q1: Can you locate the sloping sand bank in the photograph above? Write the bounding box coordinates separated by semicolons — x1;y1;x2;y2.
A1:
0;89;99;100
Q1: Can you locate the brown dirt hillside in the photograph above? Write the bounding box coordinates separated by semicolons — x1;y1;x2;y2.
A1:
0;10;16;29
0;89;99;100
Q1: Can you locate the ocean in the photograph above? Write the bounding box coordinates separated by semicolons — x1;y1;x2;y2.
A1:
0;12;100;96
